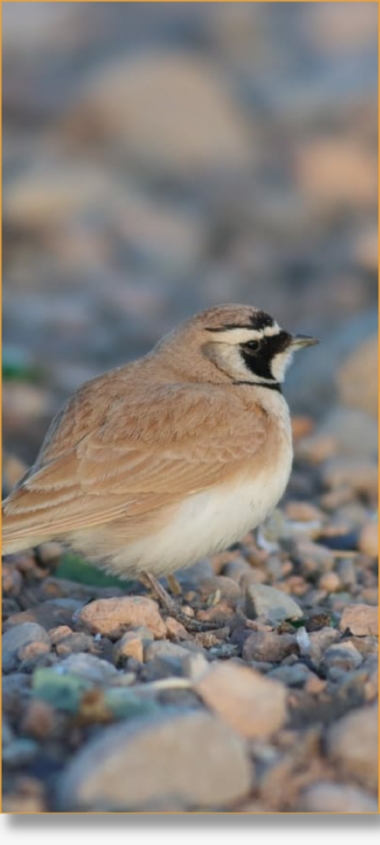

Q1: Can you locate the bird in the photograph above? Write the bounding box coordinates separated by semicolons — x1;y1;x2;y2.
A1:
2;304;318;630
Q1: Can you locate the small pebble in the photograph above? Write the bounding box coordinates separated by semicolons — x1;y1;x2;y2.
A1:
245;583;303;624
359;520;378;557
339;604;378;636
113;631;144;664
2;623;51;673
317;571;341;593
78;596;166;639
242;631;297;663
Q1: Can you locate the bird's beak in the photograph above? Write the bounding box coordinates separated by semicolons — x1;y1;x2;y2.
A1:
289;334;319;350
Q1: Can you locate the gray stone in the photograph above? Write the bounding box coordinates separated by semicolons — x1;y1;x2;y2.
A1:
267;662;312;688
322;641;363;680
299;782;378;813
242;631;297;664
2;623;50;673
58;711;252;811
245;583;303;624
2;738;39;768
315;407;378;458
54;653;119;685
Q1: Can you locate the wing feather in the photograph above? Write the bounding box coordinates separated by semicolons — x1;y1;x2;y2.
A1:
2;383;267;546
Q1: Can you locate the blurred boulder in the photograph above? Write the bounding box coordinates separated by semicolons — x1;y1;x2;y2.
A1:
69;52;254;176
337;336;377;419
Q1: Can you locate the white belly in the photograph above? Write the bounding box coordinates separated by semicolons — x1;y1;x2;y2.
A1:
110;458;292;577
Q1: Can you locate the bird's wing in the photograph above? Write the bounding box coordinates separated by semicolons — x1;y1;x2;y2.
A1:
2;383;267;542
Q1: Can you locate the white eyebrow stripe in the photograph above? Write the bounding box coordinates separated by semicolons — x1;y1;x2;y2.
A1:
214;323;280;345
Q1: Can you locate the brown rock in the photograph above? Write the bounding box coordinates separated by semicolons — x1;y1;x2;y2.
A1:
195;662;287;739
17;641;51;662
165;617;189;640
243;631;297;663
339;604;378;636
299;782;378;813
113;631;144;664
327;705;378;792
58;711;252;811
2;563;23;596
337;337;377;419
21;699;56;740
48;625;73;644
78;596;166;639
318;571;341;593
359;521;378;557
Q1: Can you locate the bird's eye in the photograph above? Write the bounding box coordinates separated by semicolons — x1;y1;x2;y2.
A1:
244;340;260;351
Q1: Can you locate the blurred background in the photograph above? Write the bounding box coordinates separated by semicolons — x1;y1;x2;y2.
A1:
2;1;378;468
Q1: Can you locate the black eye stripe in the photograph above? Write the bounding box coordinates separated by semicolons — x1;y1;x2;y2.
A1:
240;331;292;380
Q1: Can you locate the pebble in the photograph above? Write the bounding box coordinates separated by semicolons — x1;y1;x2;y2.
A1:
359;520;378;557
2;563;23;596
322;642;363;679
296;137;376;209
4;599;83;632
327;704;378;792
165;617;189;640
2;623;51;673
2;777;46;813
307;627;340;663
242;631;297;664
313;407;378;459
267;663;312;688
54;653;119;685
55;632;95;657
2;673;31;718
299;782;378;813
198;575;241;602
245;583;303;624
48;626;73;644
339;604;378;636
337;336;377;419
78;596;166;639
143;640;193;670
195;662;287;739
58;711;252;811
75;52;253;176
113;631;144;664
18;640;51;663
21;699;56;739
2;738;39;768
321;457;378;499
317;571;341;593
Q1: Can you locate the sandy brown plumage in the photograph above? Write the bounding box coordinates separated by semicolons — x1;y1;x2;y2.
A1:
2;304;317;582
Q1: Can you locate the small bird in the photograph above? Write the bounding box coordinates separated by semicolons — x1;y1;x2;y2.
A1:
2;304;317;630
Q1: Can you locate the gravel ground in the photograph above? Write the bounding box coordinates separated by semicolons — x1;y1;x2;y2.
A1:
2;2;378;814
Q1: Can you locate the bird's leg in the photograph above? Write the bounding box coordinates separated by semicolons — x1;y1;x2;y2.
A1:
167;573;182;596
140;571;225;633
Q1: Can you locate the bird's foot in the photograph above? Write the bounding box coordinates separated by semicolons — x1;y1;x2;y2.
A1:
141;571;226;633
